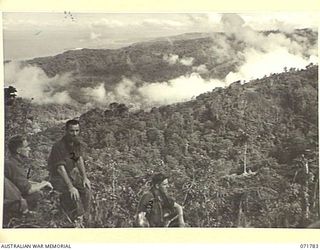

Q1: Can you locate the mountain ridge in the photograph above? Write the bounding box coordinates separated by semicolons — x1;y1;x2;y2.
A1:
25;28;316;82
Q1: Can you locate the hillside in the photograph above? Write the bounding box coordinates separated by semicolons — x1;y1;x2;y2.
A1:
78;64;319;228
4;28;317;109
4;64;318;228
25;29;316;86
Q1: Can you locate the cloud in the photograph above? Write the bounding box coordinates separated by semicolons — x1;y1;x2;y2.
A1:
141;18;185;28
180;57;194;66
4;13;317;109
221;14;246;34
242;13;319;31
220;13;318;84
138;73;225;105
4;61;74;104
81;78;139;107
81;83;107;104
80;74;225;108
163;54;179;65
101;78;138;106
226;47;312;83
91;18;125;28
49;91;74;104
90;32;102;40
163;54;194;66
193;64;209;74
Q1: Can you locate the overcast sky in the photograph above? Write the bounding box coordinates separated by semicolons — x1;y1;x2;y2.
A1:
3;12;319;60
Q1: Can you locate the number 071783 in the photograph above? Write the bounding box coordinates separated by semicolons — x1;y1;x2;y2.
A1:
300;244;319;248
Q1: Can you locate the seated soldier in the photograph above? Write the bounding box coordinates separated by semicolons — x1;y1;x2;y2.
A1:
47;119;91;226
137;173;185;227
4;135;53;222
3;177;29;225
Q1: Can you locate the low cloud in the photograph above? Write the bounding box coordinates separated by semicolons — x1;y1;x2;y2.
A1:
163;54;194;66
138;73;225;105
163;54;179;65
220;13;318;84
4;61;74;104
4;13;317;110
226;47;313;83
193;64;209;74
180;57;194;66
81;83;107;104
80;74;225;108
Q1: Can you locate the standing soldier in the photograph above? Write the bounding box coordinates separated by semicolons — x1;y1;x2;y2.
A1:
48;119;91;226
136;173;185;227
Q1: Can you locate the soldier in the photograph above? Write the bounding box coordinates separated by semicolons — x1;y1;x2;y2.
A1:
137;173;185;227
4;135;52;223
48;119;91;226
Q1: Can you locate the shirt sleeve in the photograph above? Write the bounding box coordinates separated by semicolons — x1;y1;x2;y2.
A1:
5;160;31;196
48;143;67;171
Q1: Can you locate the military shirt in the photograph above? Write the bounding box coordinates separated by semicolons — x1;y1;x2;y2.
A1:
5;155;31;196
137;188;175;227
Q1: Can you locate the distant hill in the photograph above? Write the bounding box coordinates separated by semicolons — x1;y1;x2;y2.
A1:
25;29;317;88
26;33;241;84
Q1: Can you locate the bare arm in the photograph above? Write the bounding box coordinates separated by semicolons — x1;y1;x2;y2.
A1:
57;165;80;200
137;212;150;227
77;156;90;189
173;202;185;227
77;156;87;178
27;181;53;194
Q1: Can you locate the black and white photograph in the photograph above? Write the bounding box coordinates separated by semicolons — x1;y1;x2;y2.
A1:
3;12;319;229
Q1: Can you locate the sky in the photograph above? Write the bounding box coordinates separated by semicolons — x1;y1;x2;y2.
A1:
3;12;319;60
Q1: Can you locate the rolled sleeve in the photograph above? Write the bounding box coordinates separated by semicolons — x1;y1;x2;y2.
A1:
48;143;67;174
48;139;80;175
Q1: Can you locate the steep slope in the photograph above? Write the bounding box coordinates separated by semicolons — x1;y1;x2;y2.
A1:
4;65;318;228
77;65;318;227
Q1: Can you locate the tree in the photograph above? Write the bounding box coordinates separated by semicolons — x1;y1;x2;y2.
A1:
4;86;17;105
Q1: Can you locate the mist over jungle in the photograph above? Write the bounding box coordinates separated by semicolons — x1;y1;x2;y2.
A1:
3;13;319;228
4;14;317;111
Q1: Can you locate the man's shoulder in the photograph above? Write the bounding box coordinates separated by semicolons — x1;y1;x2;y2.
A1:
5;157;14;166
140;191;155;202
138;190;155;212
5;157;19;168
53;137;65;146
51;137;66;150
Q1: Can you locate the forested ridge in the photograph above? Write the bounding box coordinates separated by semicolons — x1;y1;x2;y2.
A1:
23;29;316;87
4;65;319;228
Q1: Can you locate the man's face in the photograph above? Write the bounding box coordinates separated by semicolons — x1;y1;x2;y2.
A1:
158;178;169;194
66;124;80;141
17;139;31;158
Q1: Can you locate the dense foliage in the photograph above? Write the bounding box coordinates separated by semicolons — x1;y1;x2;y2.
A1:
4;65;319;228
